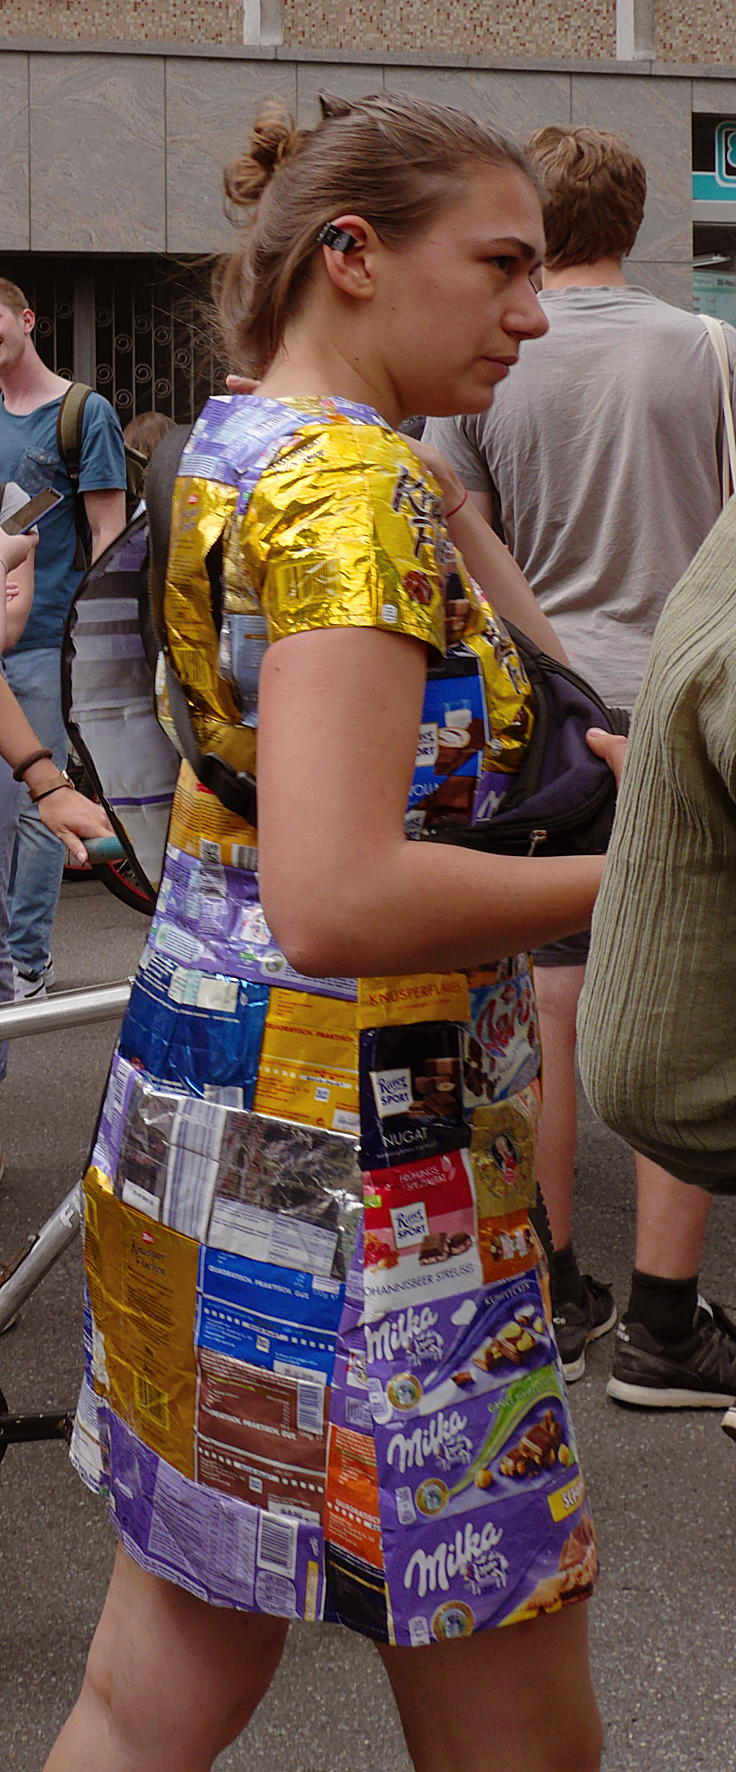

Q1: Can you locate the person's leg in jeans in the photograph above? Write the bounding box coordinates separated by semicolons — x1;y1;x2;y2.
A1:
0;747;20;1162
4;646;67;984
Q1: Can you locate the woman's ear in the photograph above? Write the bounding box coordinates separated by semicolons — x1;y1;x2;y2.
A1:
318;215;379;302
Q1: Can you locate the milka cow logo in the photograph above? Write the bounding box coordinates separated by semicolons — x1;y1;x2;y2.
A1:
365;1304;441;1367
404;1520;506;1598
387;1409;469;1475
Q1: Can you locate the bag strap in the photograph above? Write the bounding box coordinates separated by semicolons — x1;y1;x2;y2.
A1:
701;315;736;507
145;423;258;825
57;382;92;482
57;381;94;568
145;423;192;648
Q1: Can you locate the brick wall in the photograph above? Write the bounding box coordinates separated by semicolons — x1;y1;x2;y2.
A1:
656;0;736;64
281;0;615;59
0;1;241;43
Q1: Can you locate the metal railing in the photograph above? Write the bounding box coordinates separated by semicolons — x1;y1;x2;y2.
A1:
0;979;131;1043
0;837;134;1454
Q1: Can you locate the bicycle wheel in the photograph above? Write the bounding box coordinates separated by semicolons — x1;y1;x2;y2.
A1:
93;856;156;916
62;752;156;915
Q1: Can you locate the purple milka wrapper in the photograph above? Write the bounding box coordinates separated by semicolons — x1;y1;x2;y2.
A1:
103;1406;327;1618
363;1272;590;1645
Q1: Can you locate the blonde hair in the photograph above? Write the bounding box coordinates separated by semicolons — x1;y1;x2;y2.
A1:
216;92;535;376
0;278;29;316
525;126;646;268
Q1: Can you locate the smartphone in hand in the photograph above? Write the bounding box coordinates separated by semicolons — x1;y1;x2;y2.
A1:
1;488;63;535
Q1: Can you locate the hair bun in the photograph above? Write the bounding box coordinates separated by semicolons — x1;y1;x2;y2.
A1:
318;92;355;122
224;101;303;208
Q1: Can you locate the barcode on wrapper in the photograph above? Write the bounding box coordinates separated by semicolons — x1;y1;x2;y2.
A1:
258;1511;298;1578
231;844;258;872
297;1379;325;1437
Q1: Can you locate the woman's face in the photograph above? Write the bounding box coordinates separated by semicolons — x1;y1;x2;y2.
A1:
375;162;548;419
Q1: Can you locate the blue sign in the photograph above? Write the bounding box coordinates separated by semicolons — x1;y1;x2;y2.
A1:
693;121;736;202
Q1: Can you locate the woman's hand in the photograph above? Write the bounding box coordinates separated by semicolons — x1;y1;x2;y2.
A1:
586;726;628;789
37;788;113;864
0;530;37;575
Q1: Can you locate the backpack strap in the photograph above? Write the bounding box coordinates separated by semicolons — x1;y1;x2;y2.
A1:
701;315;736;507
145;424;192;647
145;424;257;825
57;382;93;569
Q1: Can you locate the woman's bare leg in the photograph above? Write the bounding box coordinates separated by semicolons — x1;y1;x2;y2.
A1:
379;1602;601;1772
44;1544;288;1772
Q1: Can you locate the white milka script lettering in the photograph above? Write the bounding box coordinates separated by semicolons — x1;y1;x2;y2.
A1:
365;1305;439;1365
387;1410;468;1474
404;1521;504;1598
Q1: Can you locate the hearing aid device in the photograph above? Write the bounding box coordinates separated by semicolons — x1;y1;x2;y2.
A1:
316;223;358;253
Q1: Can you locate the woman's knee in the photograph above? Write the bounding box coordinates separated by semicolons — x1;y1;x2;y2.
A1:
81;1564;288;1767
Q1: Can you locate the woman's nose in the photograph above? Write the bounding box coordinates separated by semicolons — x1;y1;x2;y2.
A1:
508;283;550;342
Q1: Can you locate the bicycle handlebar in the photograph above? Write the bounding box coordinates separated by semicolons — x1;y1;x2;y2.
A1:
84;835;126;862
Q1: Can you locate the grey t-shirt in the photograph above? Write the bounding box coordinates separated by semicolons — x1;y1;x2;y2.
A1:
425;287;736;707
0;481;28;527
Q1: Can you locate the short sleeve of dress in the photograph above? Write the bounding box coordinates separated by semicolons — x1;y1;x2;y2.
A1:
242;419;447;653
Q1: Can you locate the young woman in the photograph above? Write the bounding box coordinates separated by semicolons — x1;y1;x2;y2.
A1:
45;95;623;1772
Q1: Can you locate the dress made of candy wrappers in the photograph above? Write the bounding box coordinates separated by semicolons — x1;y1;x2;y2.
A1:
71;394;597;1646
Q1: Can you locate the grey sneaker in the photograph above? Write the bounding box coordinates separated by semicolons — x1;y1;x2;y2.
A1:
608;1298;736;1408
12;957;54;1000
553;1276;617;1382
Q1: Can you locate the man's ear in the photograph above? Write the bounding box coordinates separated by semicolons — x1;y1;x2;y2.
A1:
318;214;379;302
22;309;35;335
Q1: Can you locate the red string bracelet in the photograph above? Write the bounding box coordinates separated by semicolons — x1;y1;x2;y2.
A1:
444;489;468;521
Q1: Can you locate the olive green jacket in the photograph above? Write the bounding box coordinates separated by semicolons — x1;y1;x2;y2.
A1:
578;494;736;1194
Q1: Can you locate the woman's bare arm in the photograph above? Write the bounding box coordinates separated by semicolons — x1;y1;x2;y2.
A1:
407;437;570;665
257;626;605;978
3;547;35;649
0;672;112;861
452;493;570;664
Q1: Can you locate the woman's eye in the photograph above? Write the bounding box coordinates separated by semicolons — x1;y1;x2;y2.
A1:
487;255;515;274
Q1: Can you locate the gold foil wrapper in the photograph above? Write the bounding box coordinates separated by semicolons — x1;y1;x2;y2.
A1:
165;477;256;777
84;1166;198;1478
240;423;447;653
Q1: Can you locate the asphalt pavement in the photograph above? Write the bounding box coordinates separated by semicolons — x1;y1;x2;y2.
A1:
1;878;734;1771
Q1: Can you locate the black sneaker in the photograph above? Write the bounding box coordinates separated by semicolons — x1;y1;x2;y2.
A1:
607;1297;736;1408
553;1276;617;1382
